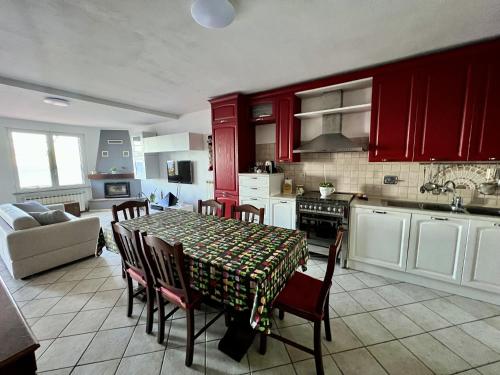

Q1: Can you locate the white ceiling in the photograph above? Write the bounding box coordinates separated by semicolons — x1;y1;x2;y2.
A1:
0;0;499;128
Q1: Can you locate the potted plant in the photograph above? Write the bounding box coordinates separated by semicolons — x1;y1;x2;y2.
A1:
110;167;118;174
319;182;335;197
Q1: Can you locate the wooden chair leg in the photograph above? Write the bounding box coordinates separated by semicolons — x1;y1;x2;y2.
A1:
313;321;325;375
185;308;195;367
324;295;332;342
145;286;154;334
259;332;267;355
157;292;166;344
126;275;133;317
278;309;284;320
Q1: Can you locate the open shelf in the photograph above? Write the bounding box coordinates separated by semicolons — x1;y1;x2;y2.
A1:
294;103;371;119
295;77;373;97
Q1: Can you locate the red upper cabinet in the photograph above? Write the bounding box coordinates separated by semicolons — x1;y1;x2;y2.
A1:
369;70;418;162
249;96;275;124
468;51;500;162
212;123;237;195
212;99;237;125
412;60;475;162
275;94;300;163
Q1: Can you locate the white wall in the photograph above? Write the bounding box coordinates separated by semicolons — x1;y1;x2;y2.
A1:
140;109;213;206
0;117;101;203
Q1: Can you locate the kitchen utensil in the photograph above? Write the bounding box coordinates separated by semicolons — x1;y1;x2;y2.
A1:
478;181;498;195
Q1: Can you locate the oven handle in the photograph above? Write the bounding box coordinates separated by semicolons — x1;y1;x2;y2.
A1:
373;210;387;214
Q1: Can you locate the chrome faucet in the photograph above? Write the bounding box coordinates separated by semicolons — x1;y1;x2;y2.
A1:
441;180;456;194
451;195;464;211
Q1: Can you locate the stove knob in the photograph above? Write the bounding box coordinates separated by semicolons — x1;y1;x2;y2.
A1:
317;206;322;211
308;205;313;210
313;206;317;210
327;207;332;212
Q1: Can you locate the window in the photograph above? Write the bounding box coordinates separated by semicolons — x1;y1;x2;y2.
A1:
11;130;85;190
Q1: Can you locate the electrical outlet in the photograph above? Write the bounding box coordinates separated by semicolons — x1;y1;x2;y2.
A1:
384;175;399;184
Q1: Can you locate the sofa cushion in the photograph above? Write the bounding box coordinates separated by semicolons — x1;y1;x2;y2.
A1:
13;201;50;213
0;204;41;230
29;210;71;226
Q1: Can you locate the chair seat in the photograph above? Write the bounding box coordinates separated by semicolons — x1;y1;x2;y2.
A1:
159;286;203;310
273;271;327;321
127;268;147;287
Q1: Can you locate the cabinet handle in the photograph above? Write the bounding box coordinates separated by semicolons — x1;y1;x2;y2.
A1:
382;158;388;162
488;157;496;161
250;187;258;190
280;201;288;204
373;210;387;214
258;114;271;118
494;223;500;227
429;158;436;161
431;217;448;221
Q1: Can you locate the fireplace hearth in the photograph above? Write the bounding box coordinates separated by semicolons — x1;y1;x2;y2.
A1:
104;182;131;198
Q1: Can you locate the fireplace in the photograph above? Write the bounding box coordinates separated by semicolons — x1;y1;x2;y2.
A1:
104;182;130;198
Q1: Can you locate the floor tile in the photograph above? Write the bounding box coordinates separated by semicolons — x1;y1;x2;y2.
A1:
321;318;363;353
116;351;164;375
333;274;368;291
20;297;61;318
483;316;500;330
60;308;111;336
36;339;54;359
368;340;432;375
342;313;394;345
460;321;500;353
371;308;424;338
353;272;393;287
162;343;206;375
255;364;297;375
206;340;249;374
37;333;94;372
99;275;127;291
12;283;49;301
31;312;76;340
394;283;439;302
46;293;94;315
431;326;500;367
329;292;365;316
72;359;120;375
373;285;416;306
272;309;308;328
247;334;290;372
168;316;206;348
100;304;143;330
279;323;328;362
423;298;476;324
294;356;341;375
124;324;167;357
38;368;72;375
28;270;67;285
348;289;391;311
68;277;107;295
477;361;500;375
455;370;481;375
397;303;452;331
36;281;78;299
445;295;500;319
206;312;230;341
79;326;134;364
333;348;387;375
85;265;115;279
82;289;123;310
57;267;92;282
400;333;471;374
329;280;344;293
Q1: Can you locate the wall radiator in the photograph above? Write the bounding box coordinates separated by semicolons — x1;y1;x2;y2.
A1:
18;189;88;211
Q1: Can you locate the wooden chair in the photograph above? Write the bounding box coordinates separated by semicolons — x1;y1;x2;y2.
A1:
141;234;225;366
112;200;150;222
197;199;225;217
231;204;265;224
259;228;345;375
111;222;154;334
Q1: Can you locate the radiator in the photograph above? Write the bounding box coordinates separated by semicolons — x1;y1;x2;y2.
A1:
20;190;87;211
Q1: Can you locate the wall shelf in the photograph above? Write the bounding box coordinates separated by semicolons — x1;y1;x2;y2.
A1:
294;103;371;119
295;77;373;97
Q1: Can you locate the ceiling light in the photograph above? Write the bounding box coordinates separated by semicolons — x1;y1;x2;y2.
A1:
191;0;235;29
43;97;70;107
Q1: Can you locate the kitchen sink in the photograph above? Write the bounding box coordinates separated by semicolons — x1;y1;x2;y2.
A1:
465;206;500;217
385;200;421;209
420;203;459;212
382;200;500;217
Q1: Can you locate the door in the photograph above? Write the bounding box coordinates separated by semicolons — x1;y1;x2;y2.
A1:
369;69;418;162
462;219;500;293
213;123;238;195
275;94;300;162
212;100;237;124
215;193;238;218
406;213;469;283
348;208;411;271
413;60;475;161
468;51;500;161
240;197;270;224
271;199;296;229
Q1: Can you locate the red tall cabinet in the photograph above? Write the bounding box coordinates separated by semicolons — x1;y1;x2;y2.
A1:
210;93;255;217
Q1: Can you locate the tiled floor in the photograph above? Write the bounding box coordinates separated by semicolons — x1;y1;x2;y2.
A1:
2;251;500;375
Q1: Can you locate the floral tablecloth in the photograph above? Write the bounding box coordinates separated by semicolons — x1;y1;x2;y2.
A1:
116;209;309;332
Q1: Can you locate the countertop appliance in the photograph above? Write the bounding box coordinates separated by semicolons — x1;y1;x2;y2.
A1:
296;191;354;267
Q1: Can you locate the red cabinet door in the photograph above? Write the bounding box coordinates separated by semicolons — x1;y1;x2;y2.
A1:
468;51;500;161
215;193;238;218
275;94;300;162
413;60;475;162
369;69;418;162
212;101;237;124
213;123;238;195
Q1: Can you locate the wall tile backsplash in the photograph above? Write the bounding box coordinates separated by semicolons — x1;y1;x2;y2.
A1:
256;143;500;207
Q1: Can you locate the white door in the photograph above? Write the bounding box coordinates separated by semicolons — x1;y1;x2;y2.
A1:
271;199;296;230
349;207;411;271
462;218;500;293
406;213;469;284
239;197;270;224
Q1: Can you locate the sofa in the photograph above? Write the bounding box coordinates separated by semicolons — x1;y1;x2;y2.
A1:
0;203;100;279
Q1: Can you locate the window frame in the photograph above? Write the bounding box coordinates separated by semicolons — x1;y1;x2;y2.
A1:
9;129;88;192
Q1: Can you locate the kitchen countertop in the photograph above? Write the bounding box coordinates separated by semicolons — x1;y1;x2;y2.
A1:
270;193;297;200
351;196;500;221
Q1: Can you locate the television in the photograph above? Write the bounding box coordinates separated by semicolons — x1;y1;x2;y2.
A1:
167;160;193;184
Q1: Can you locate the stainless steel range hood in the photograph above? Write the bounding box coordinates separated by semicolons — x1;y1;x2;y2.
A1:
293;113;369;154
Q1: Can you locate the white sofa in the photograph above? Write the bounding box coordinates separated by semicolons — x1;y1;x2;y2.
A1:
0;203;100;279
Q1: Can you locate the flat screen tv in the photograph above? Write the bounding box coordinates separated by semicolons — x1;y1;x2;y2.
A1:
167;160;193;184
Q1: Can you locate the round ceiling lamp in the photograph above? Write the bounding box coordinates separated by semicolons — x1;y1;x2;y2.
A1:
43;97;70;107
191;0;235;29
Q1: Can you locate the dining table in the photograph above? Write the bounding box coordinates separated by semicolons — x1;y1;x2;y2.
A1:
108;208;309;333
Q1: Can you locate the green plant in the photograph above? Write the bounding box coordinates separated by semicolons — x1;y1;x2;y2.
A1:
110;167;118;173
319;182;334;188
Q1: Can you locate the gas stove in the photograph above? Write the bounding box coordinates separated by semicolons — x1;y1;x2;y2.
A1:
296;192;354;218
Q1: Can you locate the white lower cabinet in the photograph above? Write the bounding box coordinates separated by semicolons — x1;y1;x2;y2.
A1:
462;219;500;293
349;207;411;271
239;197;270;224
406;213;469;284
270;198;296;230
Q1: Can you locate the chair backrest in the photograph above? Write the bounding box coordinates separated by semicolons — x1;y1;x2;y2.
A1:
315;227;345;314
197;199;225;217
231;204;265;224
141;234;194;305
111;221;148;278
112;200;150;222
